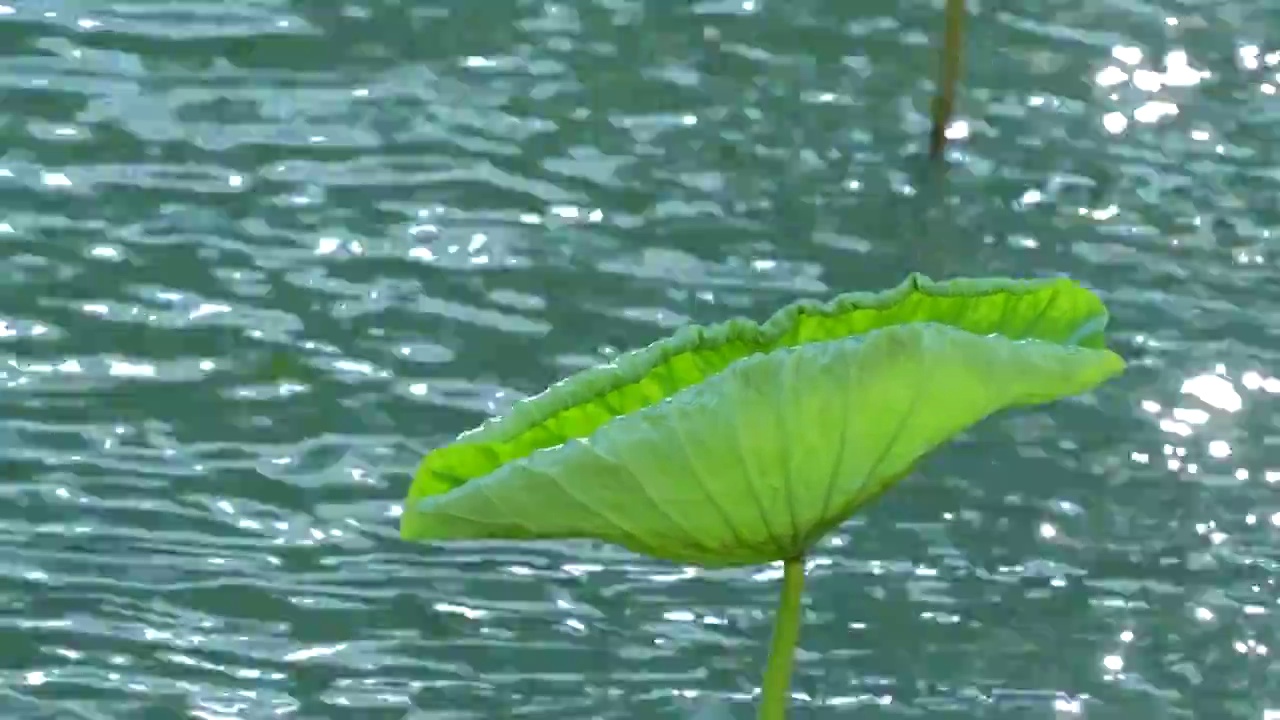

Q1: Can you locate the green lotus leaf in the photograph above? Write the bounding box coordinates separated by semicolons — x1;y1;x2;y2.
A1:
401;274;1123;566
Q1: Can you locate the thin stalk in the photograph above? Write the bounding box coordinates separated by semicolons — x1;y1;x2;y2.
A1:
757;555;806;720
929;0;966;160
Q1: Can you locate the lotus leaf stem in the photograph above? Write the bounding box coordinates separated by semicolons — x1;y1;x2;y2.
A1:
930;0;966;159
757;555;806;720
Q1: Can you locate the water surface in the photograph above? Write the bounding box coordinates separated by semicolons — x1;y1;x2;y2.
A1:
1;1;1278;718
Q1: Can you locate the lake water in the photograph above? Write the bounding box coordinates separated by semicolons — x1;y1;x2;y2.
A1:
2;1;1278;718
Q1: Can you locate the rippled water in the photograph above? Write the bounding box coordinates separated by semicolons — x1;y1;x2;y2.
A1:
2;1;1279;718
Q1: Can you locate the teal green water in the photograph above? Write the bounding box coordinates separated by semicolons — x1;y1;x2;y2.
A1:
2;1;1278;718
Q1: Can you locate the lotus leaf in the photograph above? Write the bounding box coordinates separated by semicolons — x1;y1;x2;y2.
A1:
401;273;1122;565
399;273;1125;720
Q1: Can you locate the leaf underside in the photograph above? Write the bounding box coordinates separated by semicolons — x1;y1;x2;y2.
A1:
401;292;1122;565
